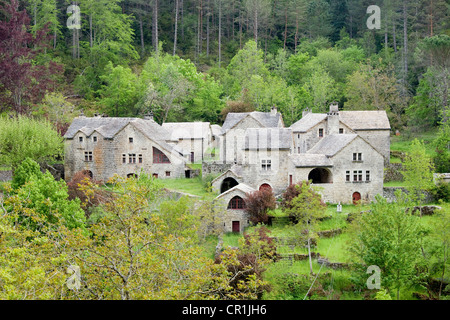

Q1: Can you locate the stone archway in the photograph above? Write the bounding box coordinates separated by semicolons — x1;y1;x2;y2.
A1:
127;173;138;179
220;177;239;194
352;192;361;205
259;183;272;192
308;168;332;184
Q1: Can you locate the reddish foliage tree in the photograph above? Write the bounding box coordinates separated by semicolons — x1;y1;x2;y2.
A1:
281;180;309;209
244;188;276;225
0;0;63;114
67;170;112;218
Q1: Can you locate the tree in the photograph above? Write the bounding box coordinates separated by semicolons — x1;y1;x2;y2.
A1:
0;116;63;172
434;122;450;173
244;187;276;225
97;62;142;117
401;139;435;205
0;0;63;113
283;181;326;274
349;193;422;299
244;0;271;45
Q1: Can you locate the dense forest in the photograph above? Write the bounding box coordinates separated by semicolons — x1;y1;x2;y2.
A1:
0;0;448;131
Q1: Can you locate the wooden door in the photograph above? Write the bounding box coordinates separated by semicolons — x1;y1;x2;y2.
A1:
232;221;240;233
352;192;361;205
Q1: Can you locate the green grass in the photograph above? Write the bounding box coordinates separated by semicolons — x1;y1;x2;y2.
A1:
222;232;241;248
383;181;407;187
390;128;438;157
158;177;218;199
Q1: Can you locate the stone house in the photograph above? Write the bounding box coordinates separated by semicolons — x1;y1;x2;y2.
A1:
218;107;284;164
64;116;189;182
212;104;389;205
161;122;213;163
214;183;256;233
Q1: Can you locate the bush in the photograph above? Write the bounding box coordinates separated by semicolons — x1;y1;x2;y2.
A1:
11;157;42;190
244;188;276;224
431;182;450;202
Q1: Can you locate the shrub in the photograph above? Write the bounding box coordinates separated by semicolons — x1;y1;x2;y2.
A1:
11;157;42;190
244;188;276;224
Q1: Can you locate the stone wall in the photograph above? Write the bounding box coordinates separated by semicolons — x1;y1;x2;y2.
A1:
202;161;233;176
0;170;12;182
384;163;403;182
383;187;435;203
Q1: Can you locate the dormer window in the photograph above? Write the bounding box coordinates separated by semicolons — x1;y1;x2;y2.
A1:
339;128;344;134
353;153;362;161
318;128;324;138
129;137;134;143
93;136;97;142
79;136;83;142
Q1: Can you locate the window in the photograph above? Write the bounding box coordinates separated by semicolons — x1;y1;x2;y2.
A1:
153;147;170;163
93;136;97;142
190;152;195;163
261;159;272;171
79;136;83;142
318;128;324;138
129;137;133;143
366;171;370;181
358;170;363;181
346;171;350;182
227;196;246;210
166;171;171;177
339;128;344;134
122;154;126;164
129;154;136;164
353;170;358;181
84;151;93;162
138;154;143;163
353;153;362;161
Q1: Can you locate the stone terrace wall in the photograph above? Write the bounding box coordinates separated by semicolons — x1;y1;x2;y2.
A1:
383;187;434;203
0;170;12;182
202;161;233;176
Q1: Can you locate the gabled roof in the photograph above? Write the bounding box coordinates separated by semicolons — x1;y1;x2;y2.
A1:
307;134;358;157
64;117;135;139
64;117;187;158
162;122;211;140
215;183;256;200
211;164;243;185
290;154;333;167
222;111;283;133
339;111;391;130
290;113;327;133
244;128;293;150
211;124;223;137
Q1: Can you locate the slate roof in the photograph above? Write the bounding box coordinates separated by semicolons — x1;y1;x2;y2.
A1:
290;154;333;167
162;122;211;140
64;117;187;157
290;113;327;133
290;110;391;132
215;183;256;200
307;134;358;157
338;111;391;130
221;111;283;133
244;128;293;150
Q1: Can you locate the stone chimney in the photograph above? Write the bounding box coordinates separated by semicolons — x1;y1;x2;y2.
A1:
144;111;154;121
327;102;339;135
271;105;277;116
302;108;311;118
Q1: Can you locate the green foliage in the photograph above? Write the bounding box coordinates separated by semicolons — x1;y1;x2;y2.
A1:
401;139;435;204
11;157;42;190
349;194;423;299
0;116;63;171
433;122;450;173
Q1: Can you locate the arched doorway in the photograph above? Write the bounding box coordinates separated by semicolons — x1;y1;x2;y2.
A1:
352;192;361;205
308;168;332;184
259;183;272;192
127;173;138;179
220;177;239;194
82;170;93;179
